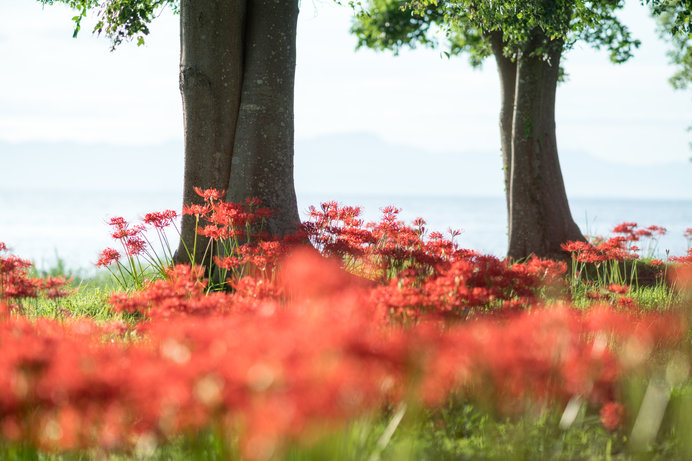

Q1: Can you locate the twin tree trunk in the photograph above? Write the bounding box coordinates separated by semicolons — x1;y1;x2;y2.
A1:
175;3;582;263
176;0;301;262
489;31;585;260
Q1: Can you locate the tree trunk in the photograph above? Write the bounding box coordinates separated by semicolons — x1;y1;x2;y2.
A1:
504;30;585;260
227;0;300;236
488;31;516;221
176;0;301;263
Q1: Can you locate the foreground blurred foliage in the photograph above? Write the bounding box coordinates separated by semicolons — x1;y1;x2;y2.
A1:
1;197;692;460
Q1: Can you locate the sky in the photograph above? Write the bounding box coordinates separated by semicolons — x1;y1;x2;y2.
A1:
0;0;690;166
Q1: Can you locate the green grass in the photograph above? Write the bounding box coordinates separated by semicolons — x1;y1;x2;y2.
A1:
21;287;118;321
6;392;691;461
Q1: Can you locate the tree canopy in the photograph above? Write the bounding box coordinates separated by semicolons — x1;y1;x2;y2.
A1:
351;0;691;82
654;0;692;89
38;0;178;48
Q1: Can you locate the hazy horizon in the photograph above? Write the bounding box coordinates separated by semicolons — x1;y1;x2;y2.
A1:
2;133;690;200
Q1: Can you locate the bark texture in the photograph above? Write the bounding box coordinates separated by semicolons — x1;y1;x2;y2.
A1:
492;30;585;260
176;0;301;263
488;31;516;220
228;0;300;235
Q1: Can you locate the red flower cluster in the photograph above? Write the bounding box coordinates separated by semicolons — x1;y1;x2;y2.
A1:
600;401;625;431
612;222;666;240
2;246;685;456
0;243;70;311
670;248;692;265
561;237;637;263
143;210;178;229
304;203;458;281
563;222;675;263
419;304;683;411
95;248;120;267
179;189;287;289
184;189;273;240
370;254;567;320
302;203;567;319
3;203;691;456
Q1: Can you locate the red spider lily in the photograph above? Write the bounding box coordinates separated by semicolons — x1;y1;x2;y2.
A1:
448;228;462;239
143;210;177;229
109;216;127;228
616;297;636;309
612;222;639;240
96;248;120;267
193;187;225;201
586;290;604;301
561;237;637;263
608;284;629;295
40;276;73;299
214;255;241;270
369;253;567;320
244;197;262;208
670;249;692;265
1;244;70;309
182;203;212;217
197;224;224;240
110;224;144;240
607;223;667;258
124;236;147;257
209;201;243;226
108;218;142;241
109;264;219;317
600;401;625;431
99;194;281;291
647;225;667;236
635;229;652;238
305;202;464;282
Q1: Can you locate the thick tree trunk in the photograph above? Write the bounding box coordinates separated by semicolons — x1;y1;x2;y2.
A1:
176;0;301;263
488;31;516;220
228;0;300;236
505;31;585;260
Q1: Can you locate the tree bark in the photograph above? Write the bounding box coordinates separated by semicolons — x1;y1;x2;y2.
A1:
505;30;585;260
176;0;301;263
488;31;516;221
228;0;300;236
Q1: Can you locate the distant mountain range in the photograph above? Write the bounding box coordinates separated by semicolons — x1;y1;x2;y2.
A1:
296;133;691;200
1;134;690;200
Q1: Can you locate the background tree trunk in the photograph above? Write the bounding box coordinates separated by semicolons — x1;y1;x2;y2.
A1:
176;0;300;263
489;31;516;221
506;31;585;260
